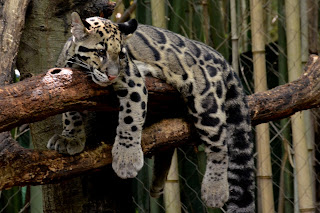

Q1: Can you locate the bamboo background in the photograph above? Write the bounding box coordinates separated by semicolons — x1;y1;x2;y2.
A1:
1;0;320;212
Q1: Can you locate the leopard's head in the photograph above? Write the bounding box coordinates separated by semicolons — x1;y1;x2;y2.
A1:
70;12;137;86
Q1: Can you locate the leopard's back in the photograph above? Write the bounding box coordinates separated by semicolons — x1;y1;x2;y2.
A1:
127;25;255;212
127;25;229;94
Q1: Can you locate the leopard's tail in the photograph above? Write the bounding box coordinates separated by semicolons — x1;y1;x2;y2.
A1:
224;67;255;213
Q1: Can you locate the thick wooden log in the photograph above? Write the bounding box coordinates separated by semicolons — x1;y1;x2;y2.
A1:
0;55;320;131
0;67;181;133
0;119;192;189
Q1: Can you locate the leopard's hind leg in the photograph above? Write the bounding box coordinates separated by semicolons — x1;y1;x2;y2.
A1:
186;92;229;208
197;119;229;208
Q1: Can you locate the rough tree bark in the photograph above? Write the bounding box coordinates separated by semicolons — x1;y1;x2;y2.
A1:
1;54;320;133
0;0;31;84
0;119;192;189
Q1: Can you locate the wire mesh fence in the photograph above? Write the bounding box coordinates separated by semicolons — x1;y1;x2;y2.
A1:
130;0;320;212
1;0;320;212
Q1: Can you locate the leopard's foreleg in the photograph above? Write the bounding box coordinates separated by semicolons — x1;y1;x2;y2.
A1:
111;58;148;179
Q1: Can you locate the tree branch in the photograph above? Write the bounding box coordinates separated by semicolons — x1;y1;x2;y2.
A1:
1;54;320;190
0;119;192;189
248;54;320;124
1;55;320;131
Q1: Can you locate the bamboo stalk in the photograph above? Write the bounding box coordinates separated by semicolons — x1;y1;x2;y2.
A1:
188;2;193;39
277;1;294;212
300;0;309;66
151;1;181;211
202;0;210;45
304;110;315;202
111;1;124;22
151;0;166;29
250;0;275;212
192;1;204;42
300;0;316;208
208;0;229;58
278;138;289;213
285;0;315;212
164;149;181;213
307;0;319;209
230;0;239;75
136;0;152;25
307;0;318;55
240;0;249;53
283;153;294;213
30;186;43;212
167;0;186;34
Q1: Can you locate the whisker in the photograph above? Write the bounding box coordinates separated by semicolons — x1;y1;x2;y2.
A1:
67;60;91;71
66;57;96;76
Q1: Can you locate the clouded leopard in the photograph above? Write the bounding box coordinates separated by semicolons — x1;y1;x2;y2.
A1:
47;12;255;212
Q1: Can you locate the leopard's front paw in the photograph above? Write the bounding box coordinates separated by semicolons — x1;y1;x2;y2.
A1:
112;142;143;179
201;171;229;208
47;134;85;155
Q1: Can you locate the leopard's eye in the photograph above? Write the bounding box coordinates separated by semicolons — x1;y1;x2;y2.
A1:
97;49;106;56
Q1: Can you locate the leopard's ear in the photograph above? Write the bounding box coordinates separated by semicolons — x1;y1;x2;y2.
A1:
71;12;89;42
118;19;138;36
